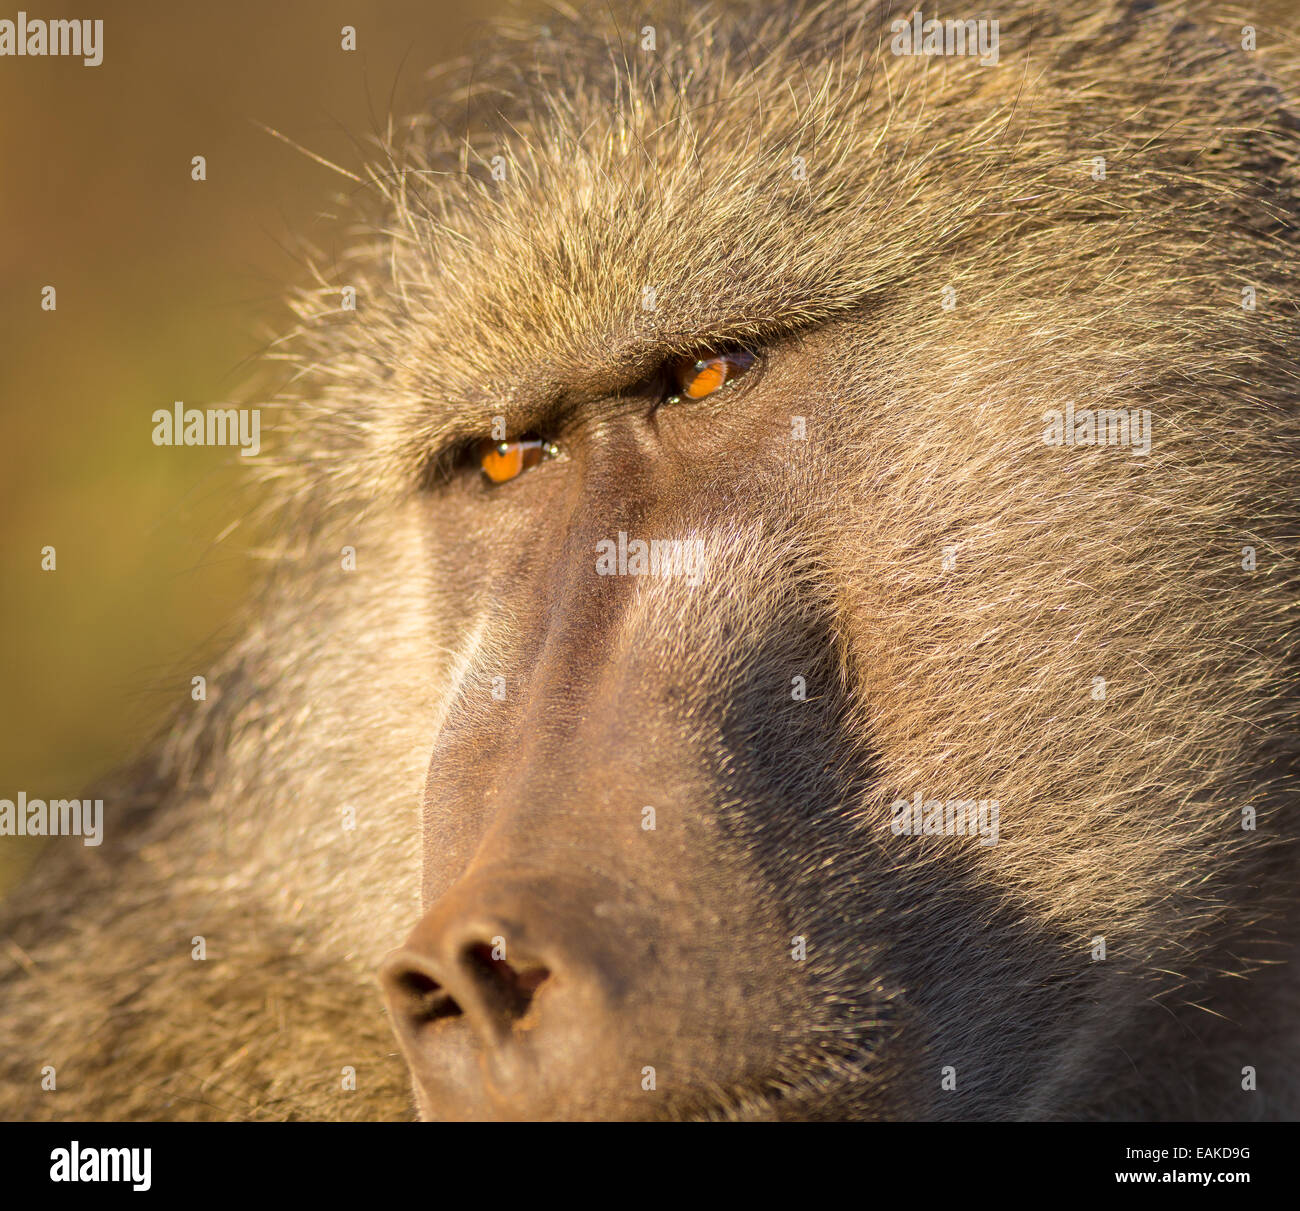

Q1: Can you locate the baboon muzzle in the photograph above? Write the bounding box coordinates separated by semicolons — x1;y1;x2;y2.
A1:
380;868;661;1121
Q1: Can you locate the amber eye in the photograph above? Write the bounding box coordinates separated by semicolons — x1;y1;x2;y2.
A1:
474;436;557;485
669;350;757;401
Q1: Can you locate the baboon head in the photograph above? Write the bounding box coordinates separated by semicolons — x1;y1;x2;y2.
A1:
255;0;1297;1120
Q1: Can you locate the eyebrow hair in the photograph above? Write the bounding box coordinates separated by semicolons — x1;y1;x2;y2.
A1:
414;305;831;453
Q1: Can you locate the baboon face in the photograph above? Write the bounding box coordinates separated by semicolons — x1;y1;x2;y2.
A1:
378;319;1061;1122
355;1;1297;1120
379;328;866;1120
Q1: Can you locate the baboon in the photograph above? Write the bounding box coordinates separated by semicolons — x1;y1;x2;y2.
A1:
2;0;1298;1122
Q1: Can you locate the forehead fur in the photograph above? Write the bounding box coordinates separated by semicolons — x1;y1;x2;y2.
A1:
273;0;1298;502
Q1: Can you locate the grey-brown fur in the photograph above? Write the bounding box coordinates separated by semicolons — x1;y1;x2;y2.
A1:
1;0;1298;1120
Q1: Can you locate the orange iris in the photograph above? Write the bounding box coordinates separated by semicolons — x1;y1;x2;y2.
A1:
476;437;551;485
672;350;756;400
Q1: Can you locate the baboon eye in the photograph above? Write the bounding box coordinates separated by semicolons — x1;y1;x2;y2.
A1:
474;436;558;485
668;350;757;402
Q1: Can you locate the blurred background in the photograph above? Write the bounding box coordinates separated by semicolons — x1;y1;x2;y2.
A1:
0;0;508;887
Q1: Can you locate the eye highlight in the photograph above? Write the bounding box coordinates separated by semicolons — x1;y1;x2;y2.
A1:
474;436;558;485
669;350;757;402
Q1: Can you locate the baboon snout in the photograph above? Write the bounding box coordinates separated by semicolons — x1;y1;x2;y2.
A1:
379;870;649;1120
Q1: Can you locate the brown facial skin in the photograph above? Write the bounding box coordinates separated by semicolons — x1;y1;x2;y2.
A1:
380;356;838;1120
379;330;1101;1120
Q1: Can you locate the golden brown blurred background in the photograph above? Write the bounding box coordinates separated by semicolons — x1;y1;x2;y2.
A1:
0;0;508;887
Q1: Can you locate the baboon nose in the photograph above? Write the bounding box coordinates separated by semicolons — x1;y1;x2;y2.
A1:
379;873;636;1119
380;936;552;1047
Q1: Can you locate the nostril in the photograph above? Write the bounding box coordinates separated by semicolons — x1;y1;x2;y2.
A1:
380;940;554;1045
401;969;464;1021
382;954;464;1024
463;942;551;1023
